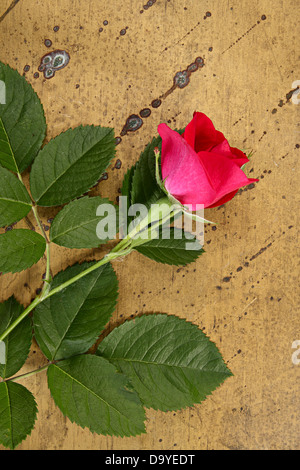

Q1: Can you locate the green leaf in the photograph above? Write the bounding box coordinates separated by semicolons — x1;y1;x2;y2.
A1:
47;355;146;437
0;62;46;173
120;165;136;231
0;166;32;228
98;314;232;411
34;262;118;360
0;381;38;450
0;117;17;173
131;136;165;208
123;129;185;230
50;196;118;249
0;229;46;274
134;227;204;266
30;125;115;206
121;165;136;201
0;297;32;379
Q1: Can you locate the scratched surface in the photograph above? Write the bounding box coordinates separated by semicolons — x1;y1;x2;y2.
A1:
0;0;299;450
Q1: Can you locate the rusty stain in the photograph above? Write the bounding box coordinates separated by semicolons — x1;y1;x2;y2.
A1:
151;99;162;108
117;56;204;141
120;114;143;136
161;56;205;100
38;50;70;79
142;0;157;12
0;0;21;23
222;21;260;54
140;108;151;118
44;39;52;48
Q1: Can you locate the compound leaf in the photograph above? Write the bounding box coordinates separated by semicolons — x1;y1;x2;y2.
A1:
98;314;232;411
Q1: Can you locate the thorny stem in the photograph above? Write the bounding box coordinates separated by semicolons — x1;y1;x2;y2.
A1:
0;204;177;343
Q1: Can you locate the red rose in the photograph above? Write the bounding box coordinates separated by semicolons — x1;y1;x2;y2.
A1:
157;112;258;209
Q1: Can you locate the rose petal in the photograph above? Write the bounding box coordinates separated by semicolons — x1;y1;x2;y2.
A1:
198;150;258;207
183;112;225;152
206;189;239;208
211;141;249;168
158;123;216;208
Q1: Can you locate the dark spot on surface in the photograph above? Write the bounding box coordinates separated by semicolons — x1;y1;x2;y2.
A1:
295;144;299;149
33;72;39;79
272;108;277;114
237;266;243;272
212;226;217;231
114;159;122;170
174;70;190;89
187;63;198;73
151;99;162;108
195;56;205;67
103;20;108;26
203;11;212;19
286;87;300;102
39;50;70;79
261;14;267;20
115;136;122;145
99;27;103;33
44;39;52;48
208;47;213;52
143;0;157;10
99;172;108;182
250;243;272;261
23;64;30;72
140;108;151;118
223;276;232;283
0;0;21;24
76;84;80;89
216;286;222;290
36;288;42;295
53;26;59;32
120;28;127;36
120;114;143;136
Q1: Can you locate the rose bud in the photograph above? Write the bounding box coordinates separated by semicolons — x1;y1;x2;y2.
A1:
157;112;258;210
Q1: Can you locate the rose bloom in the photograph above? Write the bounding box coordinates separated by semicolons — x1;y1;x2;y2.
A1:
158;112;258;209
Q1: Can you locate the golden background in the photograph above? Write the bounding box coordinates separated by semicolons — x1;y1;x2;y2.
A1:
0;0;299;450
